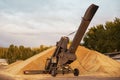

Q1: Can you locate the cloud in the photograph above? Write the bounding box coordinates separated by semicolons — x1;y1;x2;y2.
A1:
0;31;70;47
0;7;78;33
0;0;120;47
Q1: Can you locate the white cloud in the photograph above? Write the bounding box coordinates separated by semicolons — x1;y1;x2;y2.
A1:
0;0;120;47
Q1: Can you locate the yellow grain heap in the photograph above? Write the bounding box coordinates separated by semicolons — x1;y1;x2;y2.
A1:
5;46;120;77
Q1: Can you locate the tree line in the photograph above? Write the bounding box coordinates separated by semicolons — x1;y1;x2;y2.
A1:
82;18;120;53
0;44;51;64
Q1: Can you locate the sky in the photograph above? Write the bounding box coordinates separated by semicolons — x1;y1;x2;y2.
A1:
0;0;120;47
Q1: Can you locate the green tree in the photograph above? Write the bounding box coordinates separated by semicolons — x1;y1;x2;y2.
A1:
6;44;16;64
3;44;51;64
82;18;120;53
0;47;8;58
19;45;25;60
14;46;20;60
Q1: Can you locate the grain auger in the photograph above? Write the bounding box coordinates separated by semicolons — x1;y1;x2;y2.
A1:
24;4;99;77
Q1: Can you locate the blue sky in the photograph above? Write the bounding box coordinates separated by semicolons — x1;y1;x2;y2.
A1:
0;0;120;47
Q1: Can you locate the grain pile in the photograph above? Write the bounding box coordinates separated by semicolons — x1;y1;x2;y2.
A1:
70;46;120;77
5;47;55;75
5;46;120;77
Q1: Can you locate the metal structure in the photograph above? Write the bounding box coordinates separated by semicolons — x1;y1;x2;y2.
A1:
24;4;99;76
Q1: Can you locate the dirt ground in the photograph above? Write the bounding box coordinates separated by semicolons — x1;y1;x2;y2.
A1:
0;72;120;80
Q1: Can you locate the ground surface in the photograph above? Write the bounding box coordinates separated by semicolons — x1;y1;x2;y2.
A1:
0;74;15;80
0;73;120;80
42;76;120;80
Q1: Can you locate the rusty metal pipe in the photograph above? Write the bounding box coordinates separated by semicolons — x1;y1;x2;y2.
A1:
68;4;99;53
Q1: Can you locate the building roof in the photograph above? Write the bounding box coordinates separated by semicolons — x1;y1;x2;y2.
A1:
112;54;120;59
